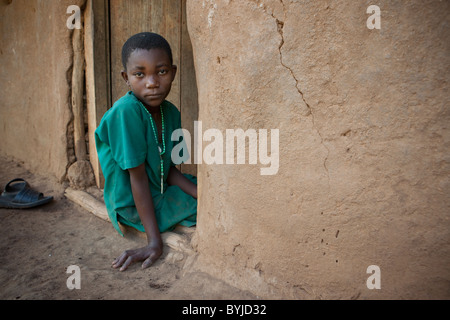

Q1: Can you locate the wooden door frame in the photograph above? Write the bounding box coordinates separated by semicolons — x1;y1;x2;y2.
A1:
84;0;111;188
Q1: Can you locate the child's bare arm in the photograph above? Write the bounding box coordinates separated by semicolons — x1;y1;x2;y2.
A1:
112;163;163;271
167;166;197;199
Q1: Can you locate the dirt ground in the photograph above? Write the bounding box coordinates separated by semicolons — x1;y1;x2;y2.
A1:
0;155;257;300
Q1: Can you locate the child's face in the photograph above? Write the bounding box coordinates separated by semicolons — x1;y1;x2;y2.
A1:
122;48;177;109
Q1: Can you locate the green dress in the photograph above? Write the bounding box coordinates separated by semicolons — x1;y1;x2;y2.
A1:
95;91;196;235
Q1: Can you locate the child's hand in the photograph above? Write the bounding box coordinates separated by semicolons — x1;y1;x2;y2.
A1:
112;242;163;271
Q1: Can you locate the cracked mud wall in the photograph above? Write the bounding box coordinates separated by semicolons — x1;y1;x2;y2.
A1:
0;0;85;181
187;0;450;299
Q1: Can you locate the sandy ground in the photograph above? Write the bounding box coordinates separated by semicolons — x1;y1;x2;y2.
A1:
0;155;257;300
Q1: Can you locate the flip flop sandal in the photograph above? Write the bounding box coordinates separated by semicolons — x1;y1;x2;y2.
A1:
0;178;53;209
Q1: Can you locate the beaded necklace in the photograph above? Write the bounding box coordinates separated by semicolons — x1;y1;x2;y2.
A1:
139;101;165;194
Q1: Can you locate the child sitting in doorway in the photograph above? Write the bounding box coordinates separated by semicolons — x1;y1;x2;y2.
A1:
95;32;197;271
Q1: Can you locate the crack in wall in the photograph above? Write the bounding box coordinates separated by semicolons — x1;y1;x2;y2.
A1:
270;1;331;185
275;18;311;117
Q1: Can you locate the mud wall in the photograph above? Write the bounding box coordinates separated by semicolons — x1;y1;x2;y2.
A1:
187;0;450;299
0;0;84;181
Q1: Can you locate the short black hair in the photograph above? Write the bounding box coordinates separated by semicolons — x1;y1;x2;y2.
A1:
121;32;173;70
